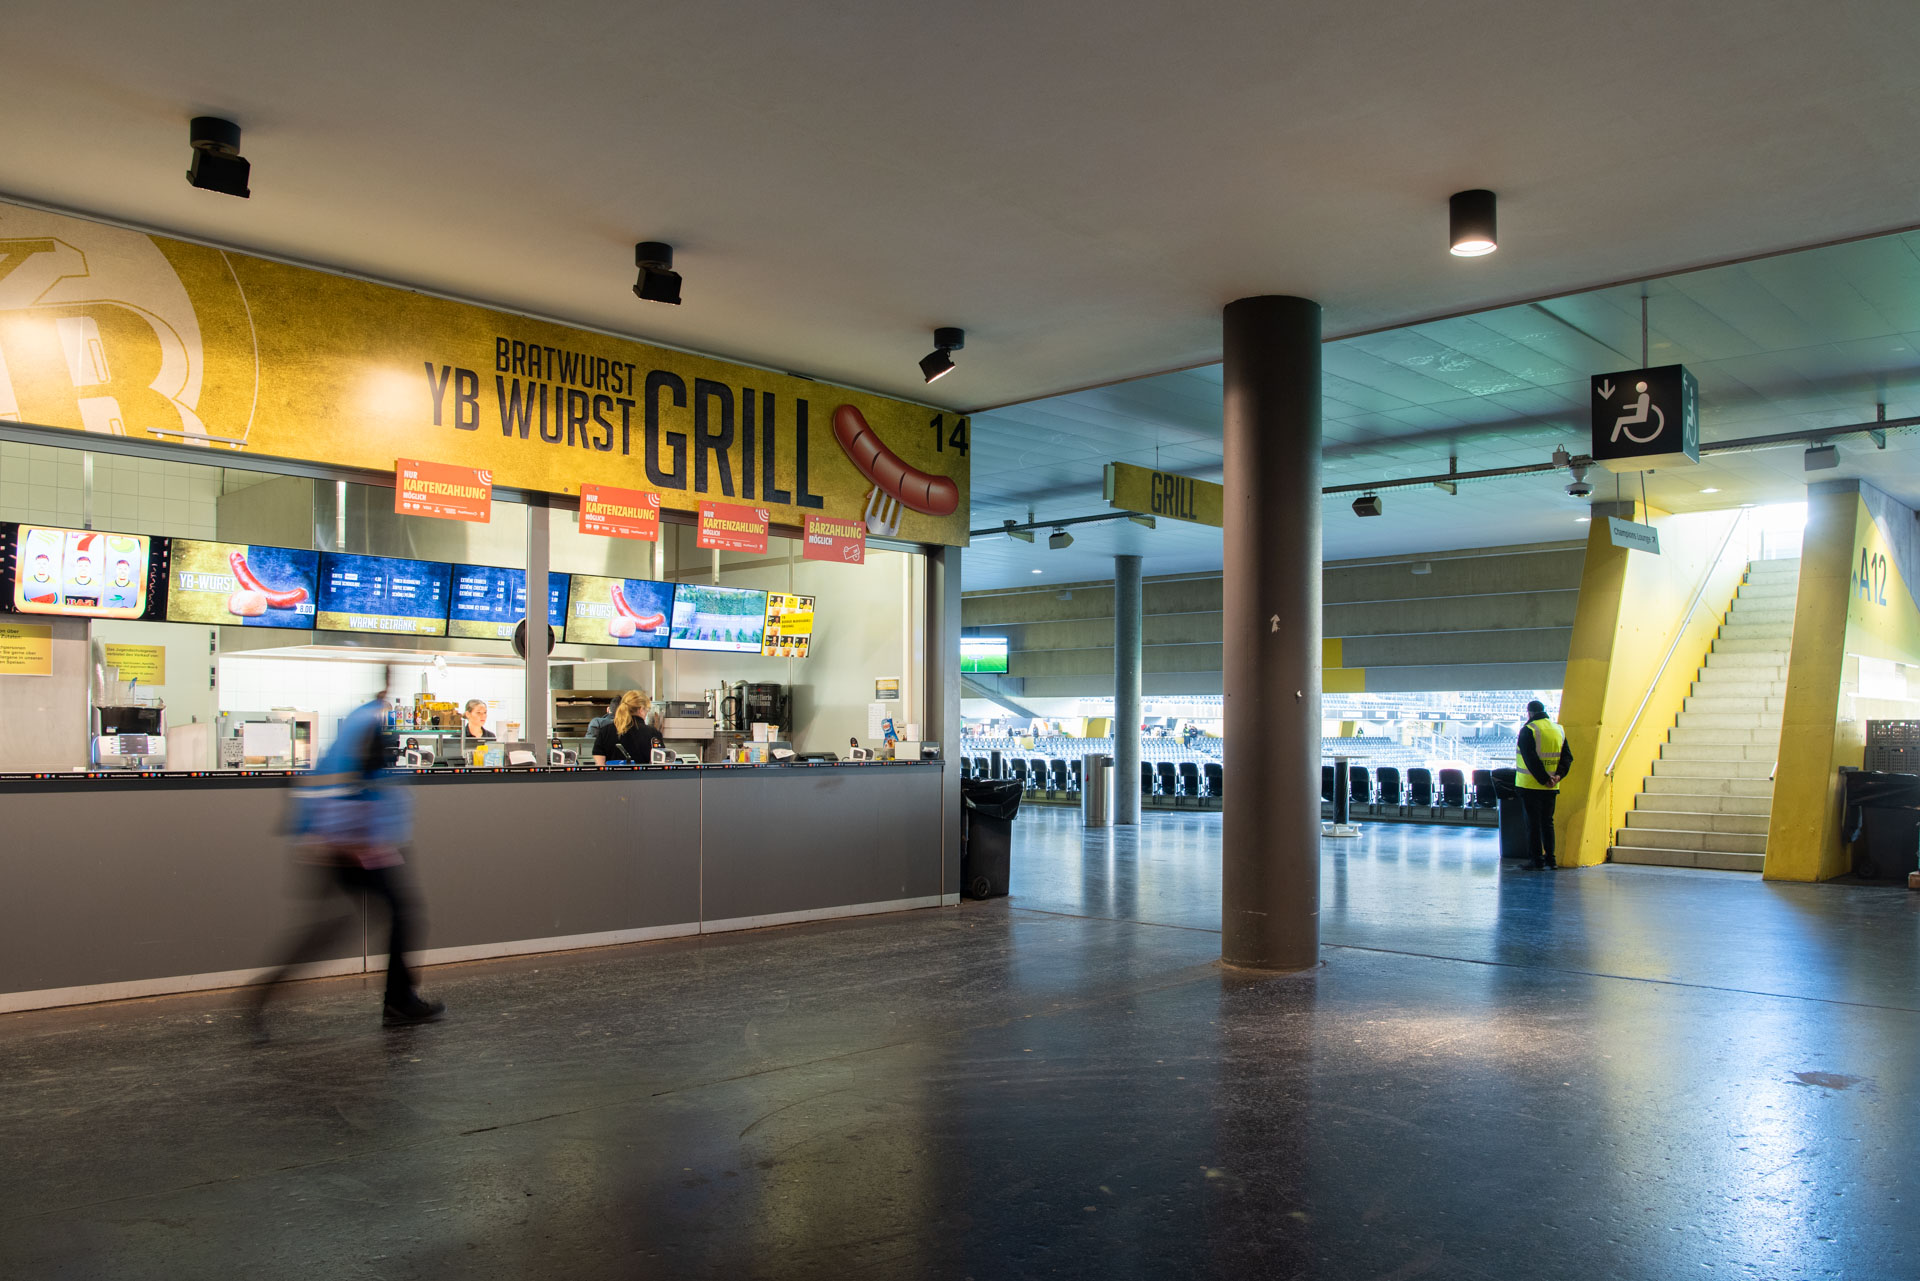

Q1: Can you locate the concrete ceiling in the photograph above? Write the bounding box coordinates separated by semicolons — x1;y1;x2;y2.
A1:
2;1;1918;417
965;231;1920;589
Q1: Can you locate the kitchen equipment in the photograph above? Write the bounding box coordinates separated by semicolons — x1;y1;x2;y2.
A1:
92;704;166;770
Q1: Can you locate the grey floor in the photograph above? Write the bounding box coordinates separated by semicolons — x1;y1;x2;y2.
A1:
3;809;1917;1279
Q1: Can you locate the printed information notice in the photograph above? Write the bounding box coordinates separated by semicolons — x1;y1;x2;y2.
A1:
697;501;770;553
579;483;660;541
396;458;493;523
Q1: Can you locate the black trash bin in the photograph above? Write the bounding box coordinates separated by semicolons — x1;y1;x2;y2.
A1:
1491;767;1529;862
962;777;1025;899
1843;770;1920;881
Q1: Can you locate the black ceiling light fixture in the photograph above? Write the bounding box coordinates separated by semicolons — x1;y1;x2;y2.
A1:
632;242;682;305
1448;188;1497;257
919;327;965;384
186;116;250;198
1352;494;1384;517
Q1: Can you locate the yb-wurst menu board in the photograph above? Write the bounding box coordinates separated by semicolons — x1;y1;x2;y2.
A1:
565;575;673;648
167;540;319;628
10;525;160;620
449;565;569;641
316;553;451;636
670;583;768;653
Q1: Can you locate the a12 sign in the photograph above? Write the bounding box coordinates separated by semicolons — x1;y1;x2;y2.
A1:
1590;364;1699;472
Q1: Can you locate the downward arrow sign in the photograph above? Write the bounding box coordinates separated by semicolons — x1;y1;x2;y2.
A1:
1597;379;1615;401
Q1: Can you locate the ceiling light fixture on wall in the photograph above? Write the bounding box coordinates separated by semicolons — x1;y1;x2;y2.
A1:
920;327;965;383
632;242;682;305
186;116;250;198
1448;189;1497;257
1352;494;1384;517
1804;444;1840;471
1048;528;1074;550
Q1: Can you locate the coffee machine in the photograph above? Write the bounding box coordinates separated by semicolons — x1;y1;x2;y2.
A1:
721;682;789;735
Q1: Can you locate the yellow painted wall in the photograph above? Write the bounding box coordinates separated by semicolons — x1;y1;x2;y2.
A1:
1766;484;1920;880
1321;636;1366;693
1558;505;1746;867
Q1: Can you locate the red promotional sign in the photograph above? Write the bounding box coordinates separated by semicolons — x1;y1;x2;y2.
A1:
395;458;492;523
803;514;866;564
696;501;769;553
579;483;660;541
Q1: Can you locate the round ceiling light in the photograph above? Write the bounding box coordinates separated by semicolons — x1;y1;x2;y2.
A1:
1449;189;1498;257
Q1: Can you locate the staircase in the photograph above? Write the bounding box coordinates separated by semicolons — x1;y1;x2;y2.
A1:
1611;557;1799;873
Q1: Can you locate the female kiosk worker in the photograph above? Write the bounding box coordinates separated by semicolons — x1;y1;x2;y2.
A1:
462;699;495;741
593;690;664;765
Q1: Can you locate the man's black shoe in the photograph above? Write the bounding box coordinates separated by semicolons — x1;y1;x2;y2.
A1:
383;997;446;1025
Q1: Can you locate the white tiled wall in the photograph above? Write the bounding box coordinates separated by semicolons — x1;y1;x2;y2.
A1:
217;656;528;752
0;441;220;538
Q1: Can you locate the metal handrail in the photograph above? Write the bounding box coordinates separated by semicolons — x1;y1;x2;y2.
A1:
1604;508;1751;778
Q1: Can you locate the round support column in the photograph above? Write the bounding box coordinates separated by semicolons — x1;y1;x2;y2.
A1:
1113;553;1143;825
1221;295;1322;971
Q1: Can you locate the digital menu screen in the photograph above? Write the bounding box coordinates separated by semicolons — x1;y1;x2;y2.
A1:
315;552;451;636
564;574;673;648
448;565;569;641
763;592;815;659
670;583;769;653
166;540;319;629
10;525;159;619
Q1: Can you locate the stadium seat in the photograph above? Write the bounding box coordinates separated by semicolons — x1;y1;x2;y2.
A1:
1321;765;1335;803
1375;767;1402;806
1179;761;1201;799
1204;762;1223;799
1140;761;1157;796
1051;759;1071;792
1471;769;1496;807
1407;768;1434;807
1438;768;1466;807
1157;761;1179;797
1348;766;1371;806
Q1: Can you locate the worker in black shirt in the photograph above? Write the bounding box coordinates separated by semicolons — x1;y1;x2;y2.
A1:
593;689;664;765
1514;698;1574;869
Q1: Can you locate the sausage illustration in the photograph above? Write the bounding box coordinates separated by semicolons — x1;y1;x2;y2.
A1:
831;405;959;517
229;550;308;609
612;583;666;633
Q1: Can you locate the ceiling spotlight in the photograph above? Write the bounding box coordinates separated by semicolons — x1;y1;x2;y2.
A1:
920;327;965;383
632;242;682;305
1001;519;1034;544
1352;494;1384;518
1030;568;1042;575
1127;514;1157;529
1448;189;1497;257
186;116;250;198
1804;444;1839;472
1566;462;1592;498
1700;487;1721;494
1048;527;1074;550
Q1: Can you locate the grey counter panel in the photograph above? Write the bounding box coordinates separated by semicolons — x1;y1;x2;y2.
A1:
700;767;945;922
0;786;364;992
408;773;702;950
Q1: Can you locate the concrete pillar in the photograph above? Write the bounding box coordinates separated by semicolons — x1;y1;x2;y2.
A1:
1221;295;1321;971
523;495;550;747
1114;553;1143;825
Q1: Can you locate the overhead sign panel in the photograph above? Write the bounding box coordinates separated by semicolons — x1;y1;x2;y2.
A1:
696;501;769;553
803;514;865;564
1591;365;1699;472
396;458;492;522
578;483;660;541
1607;516;1661;555
1103;462;1223;527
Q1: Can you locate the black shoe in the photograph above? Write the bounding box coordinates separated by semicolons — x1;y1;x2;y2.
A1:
383;997;446;1025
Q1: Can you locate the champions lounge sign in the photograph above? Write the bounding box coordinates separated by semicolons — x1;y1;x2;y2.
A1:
0;201;971;546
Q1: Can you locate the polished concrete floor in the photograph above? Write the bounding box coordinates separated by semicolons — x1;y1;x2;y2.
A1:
4;811;1917;1279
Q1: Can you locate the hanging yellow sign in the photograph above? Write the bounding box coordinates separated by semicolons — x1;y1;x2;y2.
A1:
1103;462;1223;527
0;201;971;546
0;622;52;675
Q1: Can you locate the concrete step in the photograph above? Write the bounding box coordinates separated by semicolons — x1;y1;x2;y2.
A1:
1719;621;1795;641
1633;791;1773;816
1671;711;1782;731
1654;757;1775;780
1644;773;1775;798
1610;844;1766;873
1613;825;1768;854
1703;655;1786;676
1660;741;1778;763
1669;725;1781;746
1737;581;1799;600
1690;677;1787;698
1725;607;1796;627
1624;808;1769;835
1745;562;1800;580
1712;636;1795;656
1683;694;1788;715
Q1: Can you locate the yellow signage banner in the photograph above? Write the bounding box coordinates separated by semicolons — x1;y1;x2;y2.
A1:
102;642;166;684
0;201;970;545
0;622;52;675
1103;462;1223;527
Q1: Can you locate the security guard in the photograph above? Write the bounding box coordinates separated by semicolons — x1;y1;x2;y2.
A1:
1515;699;1573;869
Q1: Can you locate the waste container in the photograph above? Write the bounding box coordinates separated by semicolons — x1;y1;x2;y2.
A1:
1843;770;1920;880
961;777;1024;899
1082;753;1113;828
1491;767;1529;862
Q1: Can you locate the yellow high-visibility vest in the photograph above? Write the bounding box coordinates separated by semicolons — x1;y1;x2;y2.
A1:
1516;718;1566;790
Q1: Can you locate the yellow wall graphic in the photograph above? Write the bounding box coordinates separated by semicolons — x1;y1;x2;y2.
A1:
0;202;970;546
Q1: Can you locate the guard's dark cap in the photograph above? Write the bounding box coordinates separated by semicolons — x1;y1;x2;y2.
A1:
1526;699;1547;719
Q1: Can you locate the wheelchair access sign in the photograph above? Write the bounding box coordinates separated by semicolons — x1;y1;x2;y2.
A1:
1590;364;1699;472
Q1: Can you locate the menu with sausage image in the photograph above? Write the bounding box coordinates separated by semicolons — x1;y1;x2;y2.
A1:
315;552;451;636
166;540;319;628
564;575;672;648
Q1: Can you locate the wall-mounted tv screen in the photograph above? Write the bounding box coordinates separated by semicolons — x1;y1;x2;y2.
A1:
670;583;769;653
448;565;569;641
961;636;1010;674
315;552;451;636
564;575;673;648
9;525;163;620
166;540;319;629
